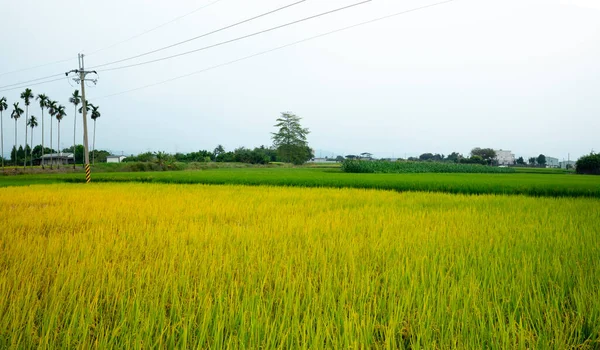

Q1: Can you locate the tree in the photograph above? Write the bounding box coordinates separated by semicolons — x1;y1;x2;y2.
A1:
69;90;81;169
20;88;33;169
335;156;345;162
446;152;461;163
213;144;225;158
470;148;496;165
528;157;536;166
516;156;525;165
10;103;24;168
575;153;600;175
27;116;38;167
36;94;49;168
536;154;546;167
0;97;7;170
47;100;58;168
271;112;311;165
90;104;101;165
55;105;66;169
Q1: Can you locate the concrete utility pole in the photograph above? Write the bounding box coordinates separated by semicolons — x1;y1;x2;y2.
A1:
66;54;97;183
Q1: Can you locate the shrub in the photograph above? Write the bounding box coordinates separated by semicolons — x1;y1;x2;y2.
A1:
341;160;516;174
576;153;600;175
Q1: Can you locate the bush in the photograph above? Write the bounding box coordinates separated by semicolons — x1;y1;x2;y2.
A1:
576;153;600;175
341;160;516;174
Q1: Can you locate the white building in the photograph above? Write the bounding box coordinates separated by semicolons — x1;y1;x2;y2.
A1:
495;149;515;166
546;157;559;168
559;160;576;169
106;155;127;163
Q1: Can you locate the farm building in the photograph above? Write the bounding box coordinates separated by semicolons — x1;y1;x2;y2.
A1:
107;155;127;163
495;149;515;166
40;153;74;166
559;160;576;169
546;157;559;168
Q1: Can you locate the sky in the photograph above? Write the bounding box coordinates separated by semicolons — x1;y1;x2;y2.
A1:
0;0;598;161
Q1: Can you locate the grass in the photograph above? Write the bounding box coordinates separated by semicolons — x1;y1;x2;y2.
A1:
1;183;599;348
3;167;598;198
342;160;516;174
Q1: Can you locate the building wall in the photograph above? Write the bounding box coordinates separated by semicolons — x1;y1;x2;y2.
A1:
496;150;515;165
546;157;559;168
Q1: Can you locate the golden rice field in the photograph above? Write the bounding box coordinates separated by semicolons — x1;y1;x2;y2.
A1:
1;183;599;348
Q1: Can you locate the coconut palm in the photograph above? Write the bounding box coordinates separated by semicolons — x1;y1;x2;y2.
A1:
0;97;8;170
10;103;24;168
36;94;49;169
27;116;38;167
90;104;101;165
20;88;33;169
47;100;58;168
69;90;81;169
55;105;66;169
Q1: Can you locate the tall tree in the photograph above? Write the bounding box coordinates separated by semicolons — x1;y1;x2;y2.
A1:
55;105;66;169
69;90;81;169
20;88;34;169
470;148;496;165
271;112;311;165
27;116;38;167
536;154;546;167
90;104;101;165
10;103;24;168
36;94;49;168
47;100;58;168
0;97;7;170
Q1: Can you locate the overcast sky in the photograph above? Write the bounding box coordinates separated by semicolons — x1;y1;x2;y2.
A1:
1;0;598;160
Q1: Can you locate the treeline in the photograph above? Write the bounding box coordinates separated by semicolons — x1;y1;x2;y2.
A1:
0;144;111;166
124;145;312;166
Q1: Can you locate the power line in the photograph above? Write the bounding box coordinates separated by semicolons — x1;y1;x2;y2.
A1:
95;0;455;100
95;0;371;72
0;0;225;77
86;0;226;56
0;73;65;90
0;77;68;93
90;0;310;70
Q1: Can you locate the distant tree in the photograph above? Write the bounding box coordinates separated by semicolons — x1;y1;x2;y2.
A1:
516;156;525;165
213;144;225;158
446;152;461;163
335;155;345;162
27;116;38;167
0;97;7;170
528;157;536;166
419;153;434;161
536;154;546;167
36;94;49;168
55;105;66;169
20;88;33;169
10;102;24;168
575;153;600;175
16;145;25;163
47;100;58;168
271;112;311;165
69;90;81;169
360;152;373;160
346;155;357;160
470;148;496;165
460;155;486;165
90;104;101;165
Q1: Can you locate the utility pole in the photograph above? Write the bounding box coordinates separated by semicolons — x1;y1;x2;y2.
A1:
66;54;97;183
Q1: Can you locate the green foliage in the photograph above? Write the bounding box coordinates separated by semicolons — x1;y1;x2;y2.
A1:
537;154;546;166
272;112;311;164
341;160;515;174
576;153;600;175
470;147;496;162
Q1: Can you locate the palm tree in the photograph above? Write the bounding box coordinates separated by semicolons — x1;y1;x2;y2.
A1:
20;88;33;169
55;105;66;169
10;103;24;168
90;104;101;165
69;90;81;169
47;100;58;168
0;97;8;171
36;94;49;169
27;116;38;167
